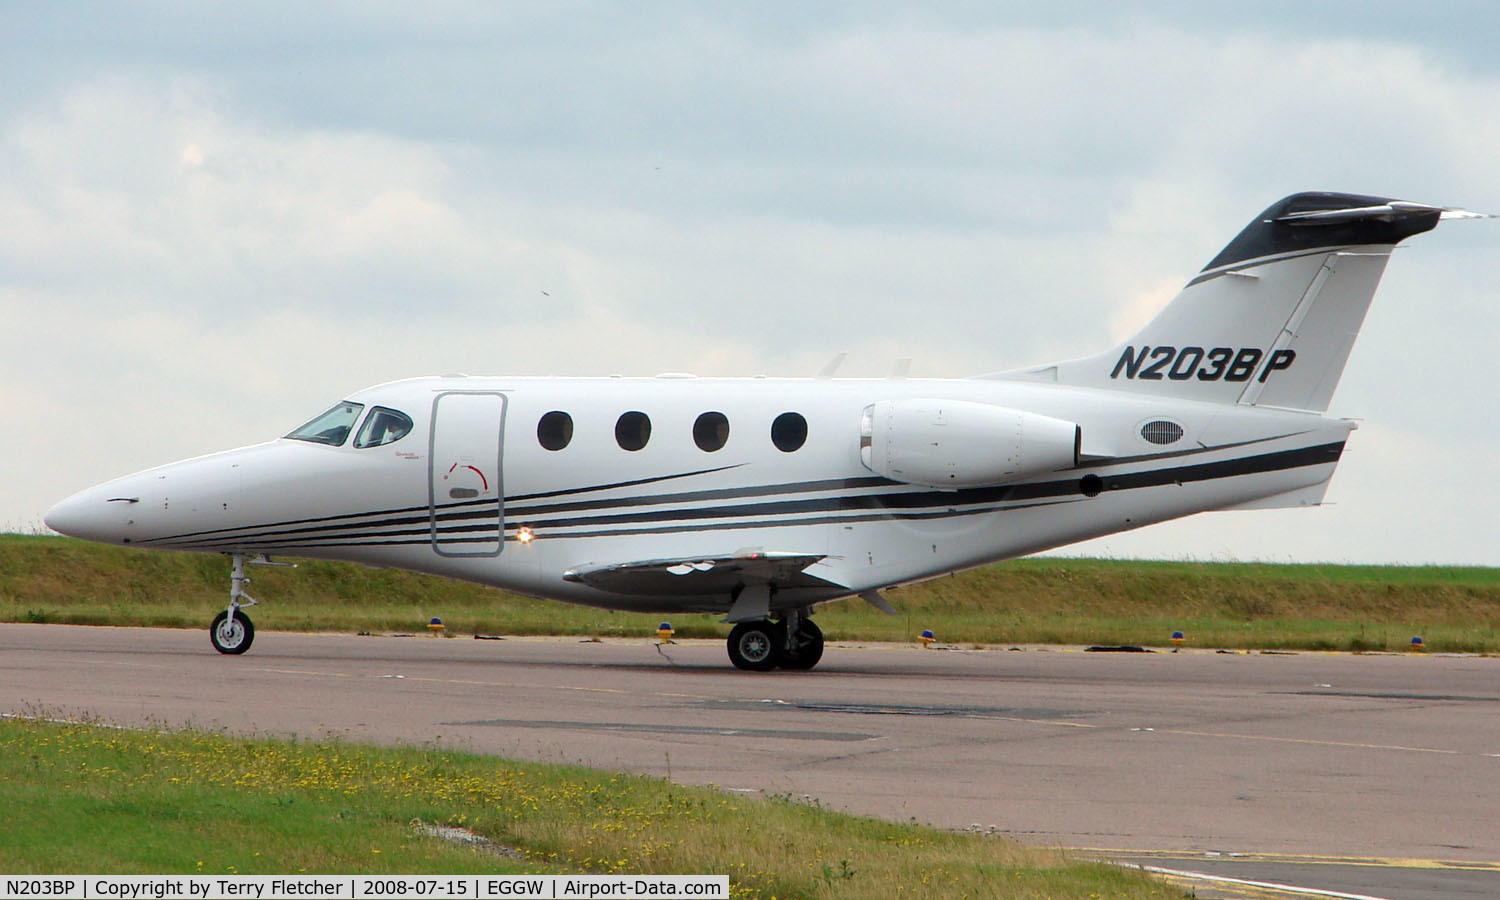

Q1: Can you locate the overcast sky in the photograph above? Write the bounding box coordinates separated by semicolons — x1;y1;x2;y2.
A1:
3;3;1496;565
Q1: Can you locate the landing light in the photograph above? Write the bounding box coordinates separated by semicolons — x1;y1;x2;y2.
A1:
516;526;535;544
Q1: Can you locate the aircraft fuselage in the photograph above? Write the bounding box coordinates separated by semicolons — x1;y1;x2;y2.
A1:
46;373;1350;613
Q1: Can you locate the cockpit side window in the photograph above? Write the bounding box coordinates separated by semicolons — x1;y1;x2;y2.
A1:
286;402;365;447
354;407;415;449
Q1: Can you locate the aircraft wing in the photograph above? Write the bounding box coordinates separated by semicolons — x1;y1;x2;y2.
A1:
562;550;837;596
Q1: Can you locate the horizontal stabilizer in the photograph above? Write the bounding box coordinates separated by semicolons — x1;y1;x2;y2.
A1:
563;550;834;596
1275;201;1488;226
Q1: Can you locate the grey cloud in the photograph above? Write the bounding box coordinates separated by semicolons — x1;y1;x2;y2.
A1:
3;6;1497;561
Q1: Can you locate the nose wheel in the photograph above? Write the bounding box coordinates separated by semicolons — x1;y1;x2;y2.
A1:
209;553;291;655
210;608;254;654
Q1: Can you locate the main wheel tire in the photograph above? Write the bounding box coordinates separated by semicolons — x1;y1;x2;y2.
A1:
210;610;255;655
779;619;824;670
727;620;780;671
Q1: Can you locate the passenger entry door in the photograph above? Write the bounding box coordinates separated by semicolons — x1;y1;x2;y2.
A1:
428;391;506;557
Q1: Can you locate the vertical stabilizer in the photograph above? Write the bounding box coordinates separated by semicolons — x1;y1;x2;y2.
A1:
1005;193;1466;411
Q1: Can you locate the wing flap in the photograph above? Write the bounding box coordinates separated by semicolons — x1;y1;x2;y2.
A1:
563;549;835;596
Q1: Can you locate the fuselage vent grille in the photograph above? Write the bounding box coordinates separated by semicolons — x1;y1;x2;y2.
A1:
1141;420;1185;445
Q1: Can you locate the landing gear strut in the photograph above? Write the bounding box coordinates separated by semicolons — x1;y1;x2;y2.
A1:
779;609;824;671
210;554;257;654
210;553;294;655
725;609;824;671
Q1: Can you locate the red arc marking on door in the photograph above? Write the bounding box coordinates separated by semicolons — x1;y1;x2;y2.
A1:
445;462;489;491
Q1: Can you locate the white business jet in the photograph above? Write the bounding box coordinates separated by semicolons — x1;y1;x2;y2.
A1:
45;193;1482;670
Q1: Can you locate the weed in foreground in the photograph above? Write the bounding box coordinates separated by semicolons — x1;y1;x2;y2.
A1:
0;717;1181;899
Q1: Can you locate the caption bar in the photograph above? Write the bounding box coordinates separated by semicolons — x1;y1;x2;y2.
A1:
3;877;729;900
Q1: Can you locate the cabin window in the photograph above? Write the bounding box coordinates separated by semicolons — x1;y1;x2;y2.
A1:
771;412;807;452
693;412;730;452
354;407;414;449
615;411;652;451
537;410;574;451
285;402;365;447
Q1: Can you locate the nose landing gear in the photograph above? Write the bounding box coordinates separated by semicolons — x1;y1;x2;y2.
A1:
210;553;293;655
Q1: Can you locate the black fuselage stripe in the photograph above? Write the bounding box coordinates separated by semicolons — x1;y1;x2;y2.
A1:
143;476;896;547
143;437;1312;547
145;464;746;544
143;442;1342;550
154;502;1001;550
1072;432;1303;468
164;499;1078;550
513;476;895;516
506;464;745;501
150;506;499;547
1108;439;1340;488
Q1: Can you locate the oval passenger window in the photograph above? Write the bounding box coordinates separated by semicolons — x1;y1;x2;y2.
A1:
771;412;807;452
537;411;574;451
615;411;652;451
693;412;730;452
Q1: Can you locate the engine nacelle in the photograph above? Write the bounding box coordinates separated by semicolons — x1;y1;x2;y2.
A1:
859;399;1080;489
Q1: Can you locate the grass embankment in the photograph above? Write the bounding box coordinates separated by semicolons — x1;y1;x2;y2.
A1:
3;535;1497;652
0;718;1177;899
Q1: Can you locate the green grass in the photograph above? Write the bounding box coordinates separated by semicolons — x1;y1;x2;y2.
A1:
0;717;1179;899
3;535;1497;652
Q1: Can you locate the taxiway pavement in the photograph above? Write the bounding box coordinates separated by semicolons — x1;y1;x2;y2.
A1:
3;623;1497;899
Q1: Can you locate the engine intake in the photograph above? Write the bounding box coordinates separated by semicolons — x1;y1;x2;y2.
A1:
859;399;1080;489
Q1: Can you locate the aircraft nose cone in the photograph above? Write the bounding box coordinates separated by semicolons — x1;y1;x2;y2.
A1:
44;491;133;543
43;495;85;537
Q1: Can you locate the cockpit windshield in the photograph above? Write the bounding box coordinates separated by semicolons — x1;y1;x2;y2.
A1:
285;402;365;447
354;407;414;449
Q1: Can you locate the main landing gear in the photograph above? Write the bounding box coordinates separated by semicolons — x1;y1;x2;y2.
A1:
210;553;293;655
726;609;824;672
